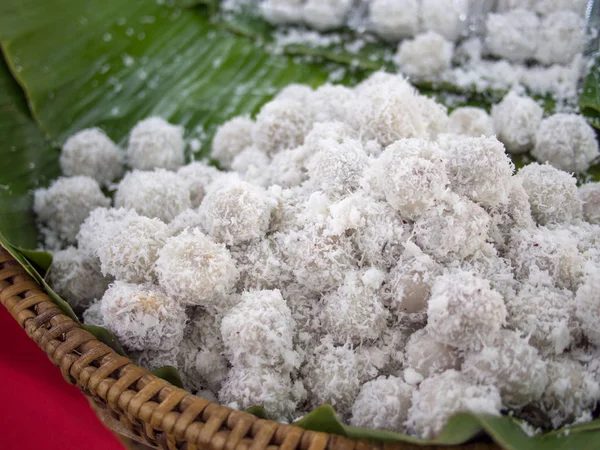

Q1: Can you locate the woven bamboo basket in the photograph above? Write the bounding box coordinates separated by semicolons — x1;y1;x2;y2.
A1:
0;245;500;450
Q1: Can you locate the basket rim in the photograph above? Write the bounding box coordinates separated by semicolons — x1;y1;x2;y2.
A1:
0;244;499;450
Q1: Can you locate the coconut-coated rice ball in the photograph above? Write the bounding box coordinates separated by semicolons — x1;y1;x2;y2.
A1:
508;227;585;292
413;194;490;263
404;329;461;379
155;228;239;308
177;162;221;207
350;376;414;431
445;136;514;208
115;169;191;223
97;213;168;283
448;107;495;137
127;116;185;171
369;150;450;218
386;242;440;319
532;114;599;173
395;32;454;80
259;0;304;25
60;128;123;185
219;365;306;421
76;207;137;255
252;98;313;155
491;92;543;154
420;0;468;41
579;183;600;225
221;289;299;371
516;163;582;225
301;336;362;417
199;178;275;245
211;116;255;169
34;176;111;245
538;356;600;428
426;270;506;350
319;270;389;344
406;370;502;439
48;247;111;309
100;281;186;351
575;269;600;346
306;138;368;197
368;0;420;41
462;330;548;407
485;9;539;63
536;11;585;65
302;0;352;31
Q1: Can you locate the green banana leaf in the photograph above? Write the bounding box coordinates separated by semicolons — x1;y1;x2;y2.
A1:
1;0;600;448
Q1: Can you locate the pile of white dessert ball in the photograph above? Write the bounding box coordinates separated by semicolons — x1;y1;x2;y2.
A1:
35;72;600;438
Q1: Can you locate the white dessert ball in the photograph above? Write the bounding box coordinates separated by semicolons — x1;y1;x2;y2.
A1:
508;226;584;291
259;0;304;25
420;0;468;41
309;85;355;124
516;163;582;225
353;197;411;269
404;329;461;378
319;270;389;344
100;281;186;351
302;0;352;31
60;128;123;185
221;289;299;371
301;336;362;417
177;161;221;207
199;178;275;245
575;269;600;346
448;107;494;137
485;9;539;63
282;223;356;293
211;116;255;169
386;242;440;320
350;72;448;146
532;114;599;173
413;194;491;263
395;32;454;80
230;147;270;182
230;237;293;291
369;149;450;218
491;91;543;153
77;207;138;254
579;183;600;225
445;136;514;208
426;270;506;350
166;208;205;237
48;247;110;309
97;213;168;283
350;376;414;431
536;11;585;65
127;116;185;171
34;176;111;245
506;280;574;356
462;330;549;407
155;229;238;308
252;98;313;155
306;138;368;197
115;169;192;223
538;356;600;428
368;0;420;41
406;370;502;439
219;365;306;421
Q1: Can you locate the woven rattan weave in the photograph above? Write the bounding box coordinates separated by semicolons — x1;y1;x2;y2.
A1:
0;245;500;450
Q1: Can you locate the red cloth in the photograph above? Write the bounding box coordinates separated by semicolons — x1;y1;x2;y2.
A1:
0;305;124;450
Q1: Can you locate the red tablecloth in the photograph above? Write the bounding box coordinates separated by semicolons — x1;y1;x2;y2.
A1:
0;305;124;450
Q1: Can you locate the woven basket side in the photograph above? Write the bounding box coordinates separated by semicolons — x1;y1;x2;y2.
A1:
0;247;499;450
